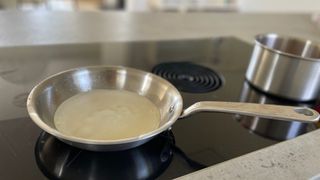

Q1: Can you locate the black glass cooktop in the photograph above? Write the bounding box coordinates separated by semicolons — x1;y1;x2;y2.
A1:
0;37;318;180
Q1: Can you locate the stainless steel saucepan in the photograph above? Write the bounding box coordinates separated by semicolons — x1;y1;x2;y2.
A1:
246;33;320;101
27;66;320;151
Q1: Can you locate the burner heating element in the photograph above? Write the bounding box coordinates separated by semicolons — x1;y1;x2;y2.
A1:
152;62;222;93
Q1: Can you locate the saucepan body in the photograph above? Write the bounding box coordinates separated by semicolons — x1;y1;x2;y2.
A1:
246;33;320;101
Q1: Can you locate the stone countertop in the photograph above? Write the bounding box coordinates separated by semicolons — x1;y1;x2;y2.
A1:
0;11;319;46
1;11;320;179
178;129;320;180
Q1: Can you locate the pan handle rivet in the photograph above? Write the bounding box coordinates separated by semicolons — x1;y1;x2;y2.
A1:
169;105;174;113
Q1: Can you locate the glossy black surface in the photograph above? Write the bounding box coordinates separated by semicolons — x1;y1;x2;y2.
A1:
35;131;174;180
0;37;317;179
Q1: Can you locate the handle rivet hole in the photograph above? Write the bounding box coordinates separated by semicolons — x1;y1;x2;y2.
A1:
294;108;314;116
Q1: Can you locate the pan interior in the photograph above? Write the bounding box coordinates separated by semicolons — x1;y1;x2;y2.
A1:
29;66;183;142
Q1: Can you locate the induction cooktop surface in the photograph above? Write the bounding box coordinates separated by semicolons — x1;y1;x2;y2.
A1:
0;37;317;180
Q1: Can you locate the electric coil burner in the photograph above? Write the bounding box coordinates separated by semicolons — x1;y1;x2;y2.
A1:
152;62;222;93
0;37;318;180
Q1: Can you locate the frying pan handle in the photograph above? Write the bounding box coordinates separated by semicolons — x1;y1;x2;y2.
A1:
179;101;320;123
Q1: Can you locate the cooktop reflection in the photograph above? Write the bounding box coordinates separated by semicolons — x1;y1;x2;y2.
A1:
35;131;175;180
0;37;318;180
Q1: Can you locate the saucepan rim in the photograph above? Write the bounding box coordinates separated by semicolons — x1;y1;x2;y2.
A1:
255;33;320;62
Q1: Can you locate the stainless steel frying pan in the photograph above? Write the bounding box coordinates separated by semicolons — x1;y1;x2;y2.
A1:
27;66;320;151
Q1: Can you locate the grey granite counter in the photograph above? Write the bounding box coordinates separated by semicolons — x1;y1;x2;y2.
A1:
1;11;320;179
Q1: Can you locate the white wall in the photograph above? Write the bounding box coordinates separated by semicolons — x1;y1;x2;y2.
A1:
126;0;320;13
239;0;320;13
2;0;320;12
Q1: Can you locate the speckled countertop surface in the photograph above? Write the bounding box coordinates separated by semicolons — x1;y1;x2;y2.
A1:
1;11;320;179
178;129;320;180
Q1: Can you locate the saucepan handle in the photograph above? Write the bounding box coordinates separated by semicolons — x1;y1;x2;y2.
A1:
179;101;320;123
